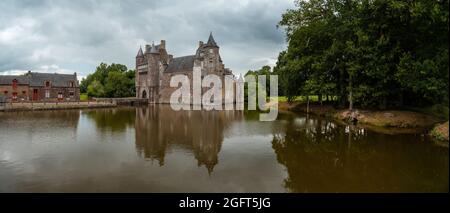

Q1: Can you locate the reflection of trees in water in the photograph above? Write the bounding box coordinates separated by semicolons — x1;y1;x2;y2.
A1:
272;114;449;192
135;105;244;173
83;107;136;131
1;109;80;126
0;110;81;142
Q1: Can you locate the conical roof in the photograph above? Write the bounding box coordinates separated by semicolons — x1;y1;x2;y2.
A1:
136;46;144;57
206;32;218;47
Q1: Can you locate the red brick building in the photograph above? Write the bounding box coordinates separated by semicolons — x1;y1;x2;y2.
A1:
0;71;80;102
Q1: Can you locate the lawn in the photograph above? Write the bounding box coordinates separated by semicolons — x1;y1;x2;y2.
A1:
80;93;88;101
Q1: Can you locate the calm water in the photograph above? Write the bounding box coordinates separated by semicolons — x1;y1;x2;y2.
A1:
0;105;448;192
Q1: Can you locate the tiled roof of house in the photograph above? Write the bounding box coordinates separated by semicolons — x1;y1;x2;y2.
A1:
0;75;29;85
0;72;78;87
28;72;78;87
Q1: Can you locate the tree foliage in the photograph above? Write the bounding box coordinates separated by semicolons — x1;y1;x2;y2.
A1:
80;63;135;98
275;0;449;109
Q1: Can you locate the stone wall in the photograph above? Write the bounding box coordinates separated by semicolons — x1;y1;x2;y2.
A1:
0;85;79;102
0;85;30;101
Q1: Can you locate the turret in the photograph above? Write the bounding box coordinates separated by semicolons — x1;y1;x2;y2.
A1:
136;46;144;58
205;32;218;48
203;32;221;73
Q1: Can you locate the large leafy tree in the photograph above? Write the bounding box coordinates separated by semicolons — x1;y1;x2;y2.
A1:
276;0;449;109
81;63;135;98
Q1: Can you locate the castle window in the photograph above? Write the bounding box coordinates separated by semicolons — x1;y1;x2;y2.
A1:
22;91;26;94
209;60;213;68
45;90;50;98
12;92;17;101
4;91;8;95
209;49;213;53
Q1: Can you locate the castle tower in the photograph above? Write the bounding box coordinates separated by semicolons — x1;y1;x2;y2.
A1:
203;32;222;74
146;43;161;103
135;46;145;99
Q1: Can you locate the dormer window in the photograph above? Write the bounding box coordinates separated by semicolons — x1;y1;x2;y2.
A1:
69;81;74;87
45;81;50;87
12;79;18;89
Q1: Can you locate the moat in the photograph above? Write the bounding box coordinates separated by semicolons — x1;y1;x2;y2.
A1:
0;105;448;192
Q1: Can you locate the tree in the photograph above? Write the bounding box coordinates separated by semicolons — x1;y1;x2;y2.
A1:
87;80;105;97
81;63;135;98
275;0;449;109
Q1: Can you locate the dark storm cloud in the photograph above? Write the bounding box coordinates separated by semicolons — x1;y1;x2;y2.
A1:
0;0;294;78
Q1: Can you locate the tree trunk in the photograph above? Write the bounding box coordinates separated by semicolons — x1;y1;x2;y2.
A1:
306;95;310;114
339;69;346;108
318;94;322;105
348;74;353;111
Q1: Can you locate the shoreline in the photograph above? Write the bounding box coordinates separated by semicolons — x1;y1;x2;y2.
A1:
0;101;117;112
279;101;449;142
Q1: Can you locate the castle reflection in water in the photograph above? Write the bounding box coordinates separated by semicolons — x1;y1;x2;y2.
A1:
134;105;244;173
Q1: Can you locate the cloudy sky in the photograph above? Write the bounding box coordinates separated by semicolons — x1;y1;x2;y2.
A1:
0;0;294;80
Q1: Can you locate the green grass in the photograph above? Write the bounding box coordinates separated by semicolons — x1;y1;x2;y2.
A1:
80;93;88;101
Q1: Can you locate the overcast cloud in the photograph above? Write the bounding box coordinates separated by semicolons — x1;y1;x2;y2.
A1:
0;0;294;80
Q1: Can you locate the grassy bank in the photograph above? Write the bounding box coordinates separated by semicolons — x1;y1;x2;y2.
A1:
80;93;89;101
276;96;448;140
430;122;449;142
0;101;116;112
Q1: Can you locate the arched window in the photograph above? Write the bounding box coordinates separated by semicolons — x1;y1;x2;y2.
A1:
45;81;50;87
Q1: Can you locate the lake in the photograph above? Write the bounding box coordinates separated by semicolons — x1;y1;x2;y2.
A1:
0;105;448;192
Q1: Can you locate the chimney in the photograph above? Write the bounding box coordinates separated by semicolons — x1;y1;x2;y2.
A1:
168;54;173;61
199;41;204;47
160;40;166;49
145;44;150;53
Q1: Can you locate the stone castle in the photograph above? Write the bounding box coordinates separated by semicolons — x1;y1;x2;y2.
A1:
135;33;234;103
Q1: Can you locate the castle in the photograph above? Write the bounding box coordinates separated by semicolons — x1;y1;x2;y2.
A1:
135;33;234;103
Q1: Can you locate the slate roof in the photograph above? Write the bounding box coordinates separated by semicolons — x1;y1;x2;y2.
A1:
165;55;196;73
28;72;78;87
0;72;78;87
145;44;160;53
206;32;218;47
0;75;29;85
136;46;144;57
